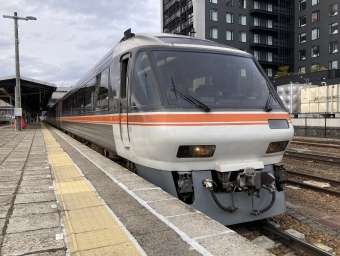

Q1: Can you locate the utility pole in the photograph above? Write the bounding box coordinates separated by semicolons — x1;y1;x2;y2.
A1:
3;12;37;131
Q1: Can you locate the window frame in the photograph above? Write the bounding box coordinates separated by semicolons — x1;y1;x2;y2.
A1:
239;0;246;9
226;30;233;41
311;0;319;6
329;41;338;54
299;32;306;44
226;0;233;7
298;49;306;61
239;31;246;42
226;12;234;23
329;60;338;70
311;28;319;40
299;15;306;27
311;45;319;58
210;27;218;39
298;67;306;74
312;11;320;23
329;3;338;17
329;22;338;35
239;14;246;25
299;0;306;11
210;9;218;21
210;0;217;3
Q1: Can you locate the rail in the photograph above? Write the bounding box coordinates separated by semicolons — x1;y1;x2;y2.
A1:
284;149;340;166
286;179;340;196
260;221;334;256
287;170;340;186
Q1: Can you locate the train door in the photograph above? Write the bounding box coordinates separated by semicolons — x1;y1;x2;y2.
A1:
119;54;130;148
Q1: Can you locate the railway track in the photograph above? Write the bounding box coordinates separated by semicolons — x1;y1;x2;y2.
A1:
259;221;334;256
284;149;340;166
286;170;340;196
291;140;340;149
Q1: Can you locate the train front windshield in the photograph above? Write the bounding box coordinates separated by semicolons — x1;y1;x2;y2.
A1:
153;50;281;110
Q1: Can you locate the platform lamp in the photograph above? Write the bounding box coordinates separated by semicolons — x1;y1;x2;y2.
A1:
3;12;37;131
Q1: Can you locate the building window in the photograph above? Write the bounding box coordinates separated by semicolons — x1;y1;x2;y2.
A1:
239;15;246;25
312;0;319;6
267;20;273;28
226;30;233;41
210;27;218;39
253;50;259;60
267;35;273;45
311;46;319;58
267;52;273;62
329;41;338;53
267;3;272;12
299;32;306;43
329;60;338;70
226;0;233;7
311;28;319;40
254;1;260;9
254;17;259;26
210;9;218;21
298;67;306;74
298;49;306;60
210;0;217;3
266;69;273;77
254;34;259;43
299;0;306;11
299;16;306;27
239;0;246;9
226;13;233;23
312;11;320;23
330;4;338;17
330;22;338;35
239;32;246;42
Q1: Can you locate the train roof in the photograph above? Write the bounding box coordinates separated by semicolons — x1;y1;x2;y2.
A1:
112;33;250;58
66;32;252;97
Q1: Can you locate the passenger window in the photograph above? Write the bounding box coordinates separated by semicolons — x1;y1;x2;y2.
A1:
95;68;109;111
130;51;161;106
109;60;119;113
84;78;96;112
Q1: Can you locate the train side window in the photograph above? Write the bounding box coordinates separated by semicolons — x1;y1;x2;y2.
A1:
121;58;129;99
130;51;161;106
110;60;120;113
77;88;85;113
95;68;109;111
84;77;96;112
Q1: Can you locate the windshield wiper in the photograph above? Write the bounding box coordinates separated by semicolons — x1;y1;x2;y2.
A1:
170;77;210;112
264;91;273;112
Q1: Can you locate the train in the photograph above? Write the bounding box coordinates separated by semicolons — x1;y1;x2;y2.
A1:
46;29;294;225
0;114;10;124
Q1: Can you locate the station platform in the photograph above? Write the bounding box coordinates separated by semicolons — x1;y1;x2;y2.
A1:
0;123;272;256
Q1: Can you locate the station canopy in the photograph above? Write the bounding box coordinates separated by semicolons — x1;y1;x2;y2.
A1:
0;75;56;114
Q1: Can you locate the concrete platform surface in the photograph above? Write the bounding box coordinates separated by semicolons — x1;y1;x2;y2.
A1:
0;123;273;256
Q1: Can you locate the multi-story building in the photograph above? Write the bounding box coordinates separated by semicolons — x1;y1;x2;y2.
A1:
295;0;339;74
161;0;294;79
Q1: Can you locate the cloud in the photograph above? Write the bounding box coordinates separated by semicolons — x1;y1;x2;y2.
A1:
0;0;160;88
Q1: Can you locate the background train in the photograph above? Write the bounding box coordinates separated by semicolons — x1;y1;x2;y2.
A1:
46;30;294;225
0;114;10;124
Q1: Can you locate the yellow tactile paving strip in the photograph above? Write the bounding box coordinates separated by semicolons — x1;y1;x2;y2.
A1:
41;123;141;255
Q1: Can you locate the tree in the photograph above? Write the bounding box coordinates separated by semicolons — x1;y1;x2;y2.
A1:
310;65;327;72
274;66;290;78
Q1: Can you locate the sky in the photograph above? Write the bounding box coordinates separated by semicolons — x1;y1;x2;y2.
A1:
0;0;161;87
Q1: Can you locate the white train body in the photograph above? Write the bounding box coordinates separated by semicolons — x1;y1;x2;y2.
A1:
47;32;294;225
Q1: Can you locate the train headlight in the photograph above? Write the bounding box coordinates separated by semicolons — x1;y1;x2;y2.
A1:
177;145;216;158
266;141;289;154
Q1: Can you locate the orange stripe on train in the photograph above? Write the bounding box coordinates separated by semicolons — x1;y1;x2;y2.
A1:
58;113;291;125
